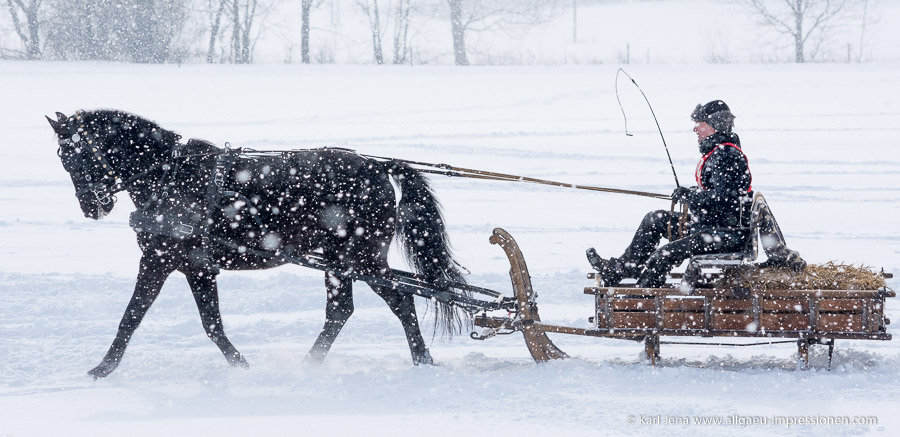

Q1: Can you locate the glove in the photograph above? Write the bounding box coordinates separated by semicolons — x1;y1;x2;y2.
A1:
671;186;695;203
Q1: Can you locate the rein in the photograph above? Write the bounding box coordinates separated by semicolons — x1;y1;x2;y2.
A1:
65;132;671;216
233;148;671;201
366;155;671;201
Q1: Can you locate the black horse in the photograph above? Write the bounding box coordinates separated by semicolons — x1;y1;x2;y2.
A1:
46;109;466;378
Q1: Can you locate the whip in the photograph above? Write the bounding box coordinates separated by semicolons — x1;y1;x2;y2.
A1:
615;68;680;188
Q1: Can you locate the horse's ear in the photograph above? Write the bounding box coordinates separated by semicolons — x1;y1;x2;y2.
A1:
46;115;61;131
55;112;68;124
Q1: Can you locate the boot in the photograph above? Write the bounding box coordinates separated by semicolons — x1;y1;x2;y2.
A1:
758;247;806;272
586;247;605;272
586;248;624;287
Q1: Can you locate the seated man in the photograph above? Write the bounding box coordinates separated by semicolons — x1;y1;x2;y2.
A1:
587;100;753;287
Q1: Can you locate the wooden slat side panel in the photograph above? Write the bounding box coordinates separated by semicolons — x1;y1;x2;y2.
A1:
610;298;655;311
819;299;866;312
818;313;864;332
712;299;754;312
663;312;705;330
761;314;810;331
713;313;755;331
611;312;656;329
663;298;705;311
762;299;808;312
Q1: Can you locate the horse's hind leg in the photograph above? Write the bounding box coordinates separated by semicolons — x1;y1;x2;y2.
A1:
307;271;354;364
88;252;177;379
183;269;248;368
370;284;433;365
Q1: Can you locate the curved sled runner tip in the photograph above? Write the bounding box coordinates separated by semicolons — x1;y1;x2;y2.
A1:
484;228;568;362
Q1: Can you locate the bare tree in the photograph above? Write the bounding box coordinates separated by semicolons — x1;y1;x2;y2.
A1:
743;0;850;63
230;0;241;61
852;0;880;62
392;0;411;64
239;0;257;63
207;0;227;63
216;0;275;64
357;0;384;64
301;0;313;63
445;0;564;66
5;0;42;59
358;0;418;65
447;0;467;65
571;0;576;43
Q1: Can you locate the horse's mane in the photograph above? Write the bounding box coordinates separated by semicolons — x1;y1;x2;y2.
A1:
80;109;182;151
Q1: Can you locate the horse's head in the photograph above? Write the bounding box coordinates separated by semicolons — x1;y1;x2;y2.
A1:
47;111;119;219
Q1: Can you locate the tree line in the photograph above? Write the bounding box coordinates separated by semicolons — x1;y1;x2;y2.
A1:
0;0;883;64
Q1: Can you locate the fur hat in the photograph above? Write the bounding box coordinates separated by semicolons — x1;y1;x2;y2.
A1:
691;100;735;133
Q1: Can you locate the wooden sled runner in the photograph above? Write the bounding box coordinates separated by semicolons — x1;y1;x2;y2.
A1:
474;228;894;369
470;228;569;360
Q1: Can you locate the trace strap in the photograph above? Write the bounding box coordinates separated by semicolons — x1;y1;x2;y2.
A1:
208;235;515;313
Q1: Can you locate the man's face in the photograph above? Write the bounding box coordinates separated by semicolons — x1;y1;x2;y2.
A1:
693;121;716;143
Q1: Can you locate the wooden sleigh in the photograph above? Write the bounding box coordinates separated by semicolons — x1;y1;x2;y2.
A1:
474;217;894;370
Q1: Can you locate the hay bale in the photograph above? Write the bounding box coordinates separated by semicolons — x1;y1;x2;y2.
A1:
715;261;887;290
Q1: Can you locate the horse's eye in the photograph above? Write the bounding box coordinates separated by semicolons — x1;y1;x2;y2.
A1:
84;174;92;181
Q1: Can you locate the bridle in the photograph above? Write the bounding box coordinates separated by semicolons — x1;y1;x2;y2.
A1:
57;122;123;208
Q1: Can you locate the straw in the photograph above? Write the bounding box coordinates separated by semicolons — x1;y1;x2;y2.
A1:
714;261;887;290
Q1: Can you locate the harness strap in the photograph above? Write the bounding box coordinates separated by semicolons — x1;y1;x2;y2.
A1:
198;149;238;272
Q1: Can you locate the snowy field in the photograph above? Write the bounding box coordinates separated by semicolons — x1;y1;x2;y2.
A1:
1;61;899;436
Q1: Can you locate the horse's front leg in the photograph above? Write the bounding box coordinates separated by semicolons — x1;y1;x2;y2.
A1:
182;268;248;368
88;251;177;379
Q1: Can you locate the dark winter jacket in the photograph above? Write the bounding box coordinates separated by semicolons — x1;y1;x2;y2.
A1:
687;132;753;231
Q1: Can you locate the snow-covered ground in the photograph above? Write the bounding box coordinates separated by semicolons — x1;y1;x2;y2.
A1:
1;61;899;436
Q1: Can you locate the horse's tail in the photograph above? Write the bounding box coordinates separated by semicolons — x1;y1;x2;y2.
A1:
387;161;469;336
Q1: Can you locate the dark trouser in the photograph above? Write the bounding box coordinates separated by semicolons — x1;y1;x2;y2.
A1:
617;210;748;287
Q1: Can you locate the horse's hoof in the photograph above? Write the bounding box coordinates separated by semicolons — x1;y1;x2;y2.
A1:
231;355;250;369
87;363;115;380
413;351;434;366
304;345;330;365
304;353;326;366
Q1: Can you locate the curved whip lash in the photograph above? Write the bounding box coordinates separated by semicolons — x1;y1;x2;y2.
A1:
615;68;680;188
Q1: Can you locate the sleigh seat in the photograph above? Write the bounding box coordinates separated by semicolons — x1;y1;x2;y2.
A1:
680;192;805;292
